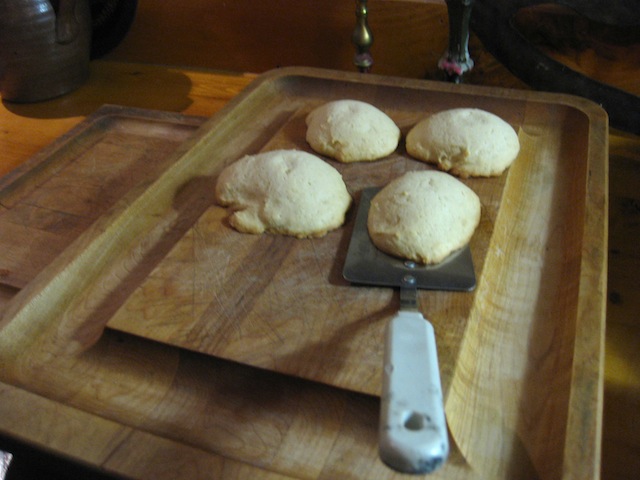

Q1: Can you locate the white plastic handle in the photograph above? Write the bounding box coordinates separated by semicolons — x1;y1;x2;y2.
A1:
379;310;449;474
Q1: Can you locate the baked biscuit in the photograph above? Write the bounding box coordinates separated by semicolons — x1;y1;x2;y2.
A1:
406;108;520;177
367;170;481;264
215;149;352;238
305;99;400;163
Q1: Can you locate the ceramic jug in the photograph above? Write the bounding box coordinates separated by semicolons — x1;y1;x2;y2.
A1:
0;0;91;102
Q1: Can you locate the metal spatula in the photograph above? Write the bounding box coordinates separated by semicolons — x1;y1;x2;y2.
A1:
343;187;476;474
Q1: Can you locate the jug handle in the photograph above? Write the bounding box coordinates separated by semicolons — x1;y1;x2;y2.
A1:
55;0;81;44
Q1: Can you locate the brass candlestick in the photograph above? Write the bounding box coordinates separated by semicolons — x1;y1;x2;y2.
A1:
439;0;475;82
352;0;373;73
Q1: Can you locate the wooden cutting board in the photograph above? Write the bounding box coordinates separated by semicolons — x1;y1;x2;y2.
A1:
104;102;510;397
0;105;205;289
0;68;608;479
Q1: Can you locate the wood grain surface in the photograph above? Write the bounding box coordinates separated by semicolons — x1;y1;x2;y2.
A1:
0;106;205;289
104;75;517;397
0;67;608;479
0;0;636;472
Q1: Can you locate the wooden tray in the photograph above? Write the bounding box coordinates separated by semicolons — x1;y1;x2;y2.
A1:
0;68;608;479
0;105;205;289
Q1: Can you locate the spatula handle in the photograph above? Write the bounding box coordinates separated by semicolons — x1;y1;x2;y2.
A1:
379;310;449;473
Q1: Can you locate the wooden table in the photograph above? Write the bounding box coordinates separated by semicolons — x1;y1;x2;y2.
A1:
0;60;638;479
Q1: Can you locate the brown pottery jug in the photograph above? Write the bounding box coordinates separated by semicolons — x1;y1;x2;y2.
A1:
0;0;91;102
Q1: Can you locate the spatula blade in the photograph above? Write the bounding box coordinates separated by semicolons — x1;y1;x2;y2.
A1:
343;187;476;291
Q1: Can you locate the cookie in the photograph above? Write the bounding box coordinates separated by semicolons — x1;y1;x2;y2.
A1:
406;108;519;177
367;170;481;264
305;99;400;163
215;149;352;238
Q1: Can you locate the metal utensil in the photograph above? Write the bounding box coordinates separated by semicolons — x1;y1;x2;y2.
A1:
343;187;476;474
